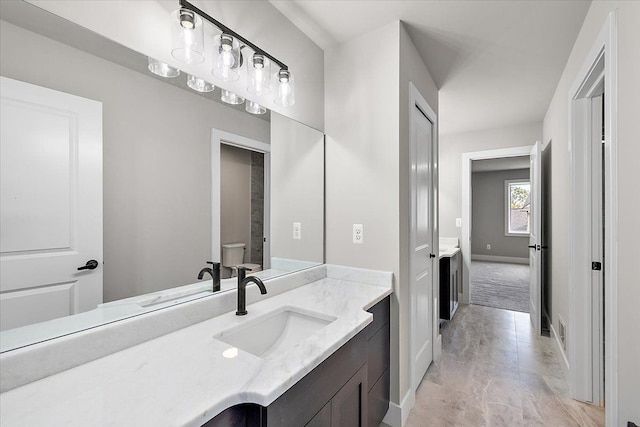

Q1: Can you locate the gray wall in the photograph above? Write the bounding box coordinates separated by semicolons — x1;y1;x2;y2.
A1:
325;20;439;406
439;121;542;241
542;1;640;421
471;169;530;259
220;145;252;278
271;113;324;263
0;22;269;302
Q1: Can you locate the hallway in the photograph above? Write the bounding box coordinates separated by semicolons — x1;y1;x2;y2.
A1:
405;304;604;426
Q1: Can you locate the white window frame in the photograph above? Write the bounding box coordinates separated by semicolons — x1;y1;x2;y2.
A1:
504;179;530;236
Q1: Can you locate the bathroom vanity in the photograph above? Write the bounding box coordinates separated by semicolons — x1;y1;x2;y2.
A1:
0;265;392;427
205;296;390;427
439;248;460;321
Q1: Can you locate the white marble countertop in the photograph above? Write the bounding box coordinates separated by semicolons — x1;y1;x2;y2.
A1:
439;247;460;259
0;270;392;426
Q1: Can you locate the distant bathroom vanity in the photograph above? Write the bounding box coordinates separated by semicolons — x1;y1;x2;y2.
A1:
439;238;461;322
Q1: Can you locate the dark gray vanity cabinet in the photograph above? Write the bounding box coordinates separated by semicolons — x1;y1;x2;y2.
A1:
203;296;390;427
439;252;459;321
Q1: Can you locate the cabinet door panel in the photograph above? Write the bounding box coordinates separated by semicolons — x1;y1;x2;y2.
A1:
305;402;331;427
368;368;390;427
266;332;366;426
367;322;390;390
331;365;367;427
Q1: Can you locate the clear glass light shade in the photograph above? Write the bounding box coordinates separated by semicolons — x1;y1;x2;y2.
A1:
245;100;266;115
220;90;245;105
247;54;271;96
187;75;215;92
171;9;205;64
212;34;241;82
147;57;180;78
274;69;295;107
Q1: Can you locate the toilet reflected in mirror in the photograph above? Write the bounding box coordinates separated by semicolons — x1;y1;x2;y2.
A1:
221;243;261;278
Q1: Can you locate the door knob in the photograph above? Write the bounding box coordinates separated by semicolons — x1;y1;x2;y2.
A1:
528;245;536;249
77;260;99;271
429;253;436;258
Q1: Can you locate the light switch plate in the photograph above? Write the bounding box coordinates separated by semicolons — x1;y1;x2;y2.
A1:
293;222;301;240
456;218;462;227
353;224;363;244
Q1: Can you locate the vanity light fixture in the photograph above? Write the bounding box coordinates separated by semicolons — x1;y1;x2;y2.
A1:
177;0;295;107
171;8;204;64
245;100;266;115
220;89;245;105
147;57;180;78
186;74;215;92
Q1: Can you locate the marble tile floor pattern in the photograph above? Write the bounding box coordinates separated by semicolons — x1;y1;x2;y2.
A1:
405;304;605;426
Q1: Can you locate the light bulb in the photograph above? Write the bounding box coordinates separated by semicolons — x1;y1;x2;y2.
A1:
187;75;215;93
212;34;240;82
246;100;266;115
278;82;291;103
148;57;180;78
171;9;204;64
248;54;270;95
221;90;245;105
274;69;295;106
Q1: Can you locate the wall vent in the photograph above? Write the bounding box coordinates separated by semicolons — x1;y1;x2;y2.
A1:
559;318;567;351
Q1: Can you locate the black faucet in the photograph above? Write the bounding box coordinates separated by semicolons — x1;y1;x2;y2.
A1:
236;266;267;316
198;262;221;292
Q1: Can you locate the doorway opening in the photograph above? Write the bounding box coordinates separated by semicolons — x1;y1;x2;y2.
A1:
220;144;265;278
211;129;271;278
469;156;531;314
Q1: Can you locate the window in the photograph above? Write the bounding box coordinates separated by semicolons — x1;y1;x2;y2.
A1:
505;180;530;235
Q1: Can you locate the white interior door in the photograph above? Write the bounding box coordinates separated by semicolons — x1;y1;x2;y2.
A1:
410;105;434;390
0;77;103;331
590;95;604;405
529;141;542;333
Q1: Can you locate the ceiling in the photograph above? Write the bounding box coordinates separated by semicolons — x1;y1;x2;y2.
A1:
270;0;591;135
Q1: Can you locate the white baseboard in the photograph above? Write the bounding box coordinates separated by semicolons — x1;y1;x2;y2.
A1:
382;388;415;427
471;254;529;264
551;324;570;370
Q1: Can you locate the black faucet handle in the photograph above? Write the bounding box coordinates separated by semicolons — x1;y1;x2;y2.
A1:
237;266;249;281
206;261;221;269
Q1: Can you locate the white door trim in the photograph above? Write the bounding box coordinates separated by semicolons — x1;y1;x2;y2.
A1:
408;82;439;397
568;12;617;424
461;145;533;304
211;130;270;267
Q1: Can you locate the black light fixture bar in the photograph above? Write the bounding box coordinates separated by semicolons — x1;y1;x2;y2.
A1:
179;0;289;71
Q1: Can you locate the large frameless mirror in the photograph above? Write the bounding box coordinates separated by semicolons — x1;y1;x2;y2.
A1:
0;1;324;352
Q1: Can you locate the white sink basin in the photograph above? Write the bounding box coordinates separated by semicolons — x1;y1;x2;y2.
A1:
215;307;336;360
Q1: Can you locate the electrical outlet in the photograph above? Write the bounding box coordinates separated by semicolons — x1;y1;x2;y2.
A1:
293;222;301;240
353;224;363;244
486;244;491;250
456;218;462;228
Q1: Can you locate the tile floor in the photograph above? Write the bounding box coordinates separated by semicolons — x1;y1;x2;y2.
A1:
405;304;605;426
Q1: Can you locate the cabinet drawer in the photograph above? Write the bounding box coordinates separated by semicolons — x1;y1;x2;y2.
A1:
365;297;390;340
